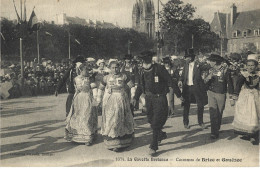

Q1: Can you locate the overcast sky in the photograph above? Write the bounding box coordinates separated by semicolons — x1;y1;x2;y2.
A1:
1;0;259;28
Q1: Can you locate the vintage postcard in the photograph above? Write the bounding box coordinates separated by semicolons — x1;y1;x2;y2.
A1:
0;0;259;167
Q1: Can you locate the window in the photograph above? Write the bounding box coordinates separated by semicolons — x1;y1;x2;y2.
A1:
233;31;238;38
243;31;247;37
254;29;259;36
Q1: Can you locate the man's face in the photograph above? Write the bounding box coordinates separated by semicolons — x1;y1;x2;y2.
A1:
185;57;192;62
125;60;131;67
142;61;152;69
110;63;120;74
165;63;170;67
208;60;216;67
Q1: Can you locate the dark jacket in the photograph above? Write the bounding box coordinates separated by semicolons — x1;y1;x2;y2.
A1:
56;66;77;94
180;60;208;106
134;63;181;100
205;65;234;94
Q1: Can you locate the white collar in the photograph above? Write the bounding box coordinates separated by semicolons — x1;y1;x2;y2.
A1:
189;61;195;65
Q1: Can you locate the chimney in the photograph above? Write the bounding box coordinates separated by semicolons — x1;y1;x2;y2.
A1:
226;13;229;38
230;3;237;25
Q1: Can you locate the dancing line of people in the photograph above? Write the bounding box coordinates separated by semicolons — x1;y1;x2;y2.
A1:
55;49;259;156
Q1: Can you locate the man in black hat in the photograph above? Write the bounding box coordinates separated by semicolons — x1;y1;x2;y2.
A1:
55;55;85;117
204;54;234;139
178;48;208;129
132;51;183;156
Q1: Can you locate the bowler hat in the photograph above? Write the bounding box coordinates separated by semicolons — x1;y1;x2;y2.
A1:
73;55;85;64
124;54;133;60
207;54;224;62
184;48;195;58
138;51;156;62
162;57;171;63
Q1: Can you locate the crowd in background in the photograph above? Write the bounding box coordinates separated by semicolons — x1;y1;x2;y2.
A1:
0;53;256;100
0;59;70;99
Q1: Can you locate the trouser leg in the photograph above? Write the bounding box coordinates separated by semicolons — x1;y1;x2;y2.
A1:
145;95;153;124
183;102;190;125
168;88;175;116
147;95;168;151
208;91;219;136
216;93;226;130
146;95;158;150
150;129;160;151
191;86;204;125
66;93;74;117
197;104;204;125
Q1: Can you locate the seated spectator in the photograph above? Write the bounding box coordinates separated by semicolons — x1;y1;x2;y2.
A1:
39;76;47;95
30;73;38;96
46;76;54;94
9;76;21;99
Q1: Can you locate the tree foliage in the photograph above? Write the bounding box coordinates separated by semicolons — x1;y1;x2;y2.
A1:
1;18;155;62
159;0;219;55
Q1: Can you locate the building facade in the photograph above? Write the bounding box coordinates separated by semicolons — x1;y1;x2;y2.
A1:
132;0;155;38
53;13;118;29
210;4;260;54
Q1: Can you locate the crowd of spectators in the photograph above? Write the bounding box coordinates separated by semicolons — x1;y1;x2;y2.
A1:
0;53;256;100
0;59;69;99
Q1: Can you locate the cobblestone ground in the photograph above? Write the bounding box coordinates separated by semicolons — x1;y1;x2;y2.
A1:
0;94;259;167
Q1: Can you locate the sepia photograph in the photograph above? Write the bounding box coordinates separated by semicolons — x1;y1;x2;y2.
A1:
0;0;259;167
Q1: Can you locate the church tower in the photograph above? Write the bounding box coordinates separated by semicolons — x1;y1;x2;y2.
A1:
132;0;155;38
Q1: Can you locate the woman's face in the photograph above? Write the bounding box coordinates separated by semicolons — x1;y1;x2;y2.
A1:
99;62;105;69
81;67;89;77
110;63;120;74
247;61;257;73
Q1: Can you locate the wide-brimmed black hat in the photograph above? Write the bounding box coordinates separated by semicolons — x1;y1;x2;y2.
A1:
73;55;85;64
162;57;171;63
138;51;156;62
184;48;196;58
247;51;255;55
124;54;133;60
207;54;224;62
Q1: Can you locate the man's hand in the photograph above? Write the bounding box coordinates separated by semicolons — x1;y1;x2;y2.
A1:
230;99;236;106
55;91;58;97
131;98;137;107
230;95;238;106
179;96;184;102
178;81;182;88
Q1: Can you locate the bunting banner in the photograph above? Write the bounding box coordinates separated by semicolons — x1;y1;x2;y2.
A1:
28;10;40;32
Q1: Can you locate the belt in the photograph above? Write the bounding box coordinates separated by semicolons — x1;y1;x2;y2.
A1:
145;91;166;97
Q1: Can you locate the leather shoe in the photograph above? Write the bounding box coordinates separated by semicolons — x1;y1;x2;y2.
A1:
199;123;206;129
184;124;190;129
113;148;120;152
158;132;167;143
148;148;156;156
